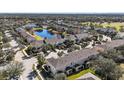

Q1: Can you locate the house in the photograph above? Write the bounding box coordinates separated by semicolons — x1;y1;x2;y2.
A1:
16;23;91;49
22;23;37;28
47;39;124;76
30;33;90;48
47;48;99;75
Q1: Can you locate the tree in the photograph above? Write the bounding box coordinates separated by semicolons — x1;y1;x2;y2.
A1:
54;72;67;80
0;32;2;43
25;46;34;55
0;49;15;66
0;62;24;80
0;70;7;80
0;49;7;65
116;45;124;56
100;49;121;60
6;50;15;61
0;32;2;37
57;51;64;57
67;47;74;53
6;62;24;80
3;43;10;48
2;36;10;43
91;56;122;80
37;54;46;70
47;26;57;31
63;39;74;48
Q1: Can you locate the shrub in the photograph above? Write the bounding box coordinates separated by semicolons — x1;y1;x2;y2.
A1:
54;72;67;80
73;45;80;50
67;47;74;53
57;51;64;57
81;43;88;48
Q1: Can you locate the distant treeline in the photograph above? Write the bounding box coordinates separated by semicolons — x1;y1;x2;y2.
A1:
1;13;124;22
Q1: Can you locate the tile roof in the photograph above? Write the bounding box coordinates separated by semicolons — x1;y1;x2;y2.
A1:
46;33;89;45
47;39;124;71
96;39;124;50
47;48;99;71
46;38;65;45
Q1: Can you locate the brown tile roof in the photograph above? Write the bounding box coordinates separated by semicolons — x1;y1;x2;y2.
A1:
30;40;44;47
96;39;124;50
47;48;99;71
46;33;89;45
47;39;124;71
46;38;65;45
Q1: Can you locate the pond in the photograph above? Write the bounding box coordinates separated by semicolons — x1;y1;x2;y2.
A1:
35;29;55;39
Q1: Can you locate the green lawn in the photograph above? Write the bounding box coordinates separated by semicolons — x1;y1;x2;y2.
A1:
34;35;43;40
81;22;124;32
33;28;43;31
67;69;95;80
100;22;124;31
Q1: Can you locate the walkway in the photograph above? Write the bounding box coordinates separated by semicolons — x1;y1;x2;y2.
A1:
5;30;38;80
15;51;37;80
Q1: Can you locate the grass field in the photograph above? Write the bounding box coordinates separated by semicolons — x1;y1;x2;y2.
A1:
81;22;124;31
67;69;95;80
34;35;43;40
33;28;43;31
101;22;124;31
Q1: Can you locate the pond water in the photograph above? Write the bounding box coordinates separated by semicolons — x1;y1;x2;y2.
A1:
35;29;55;39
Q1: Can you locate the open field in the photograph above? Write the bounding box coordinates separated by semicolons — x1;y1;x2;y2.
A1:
82;22;124;31
101;22;124;31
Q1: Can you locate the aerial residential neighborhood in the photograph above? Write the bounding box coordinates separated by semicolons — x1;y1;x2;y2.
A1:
0;14;124;80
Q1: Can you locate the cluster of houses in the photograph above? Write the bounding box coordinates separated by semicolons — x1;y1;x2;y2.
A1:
16;23;37;43
16;23;90;48
16;22;124;79
46;39;124;76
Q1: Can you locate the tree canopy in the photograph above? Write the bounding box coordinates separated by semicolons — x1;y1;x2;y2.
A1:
91;56;123;80
0;62;24;80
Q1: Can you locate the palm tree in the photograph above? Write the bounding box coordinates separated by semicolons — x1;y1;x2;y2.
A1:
6;62;24;80
0;62;24;80
37;54;46;70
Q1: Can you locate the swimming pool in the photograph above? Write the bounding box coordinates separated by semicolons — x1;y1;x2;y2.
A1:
35;29;55;39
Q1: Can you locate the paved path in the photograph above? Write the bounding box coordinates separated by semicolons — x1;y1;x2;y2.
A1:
5;30;38;80
15;51;37;80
